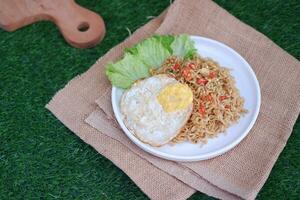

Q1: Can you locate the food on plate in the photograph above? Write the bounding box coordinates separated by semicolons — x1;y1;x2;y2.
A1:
105;34;247;146
121;75;193;146
152;56;247;143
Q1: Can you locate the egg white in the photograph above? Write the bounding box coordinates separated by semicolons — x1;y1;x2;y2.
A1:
120;75;193;147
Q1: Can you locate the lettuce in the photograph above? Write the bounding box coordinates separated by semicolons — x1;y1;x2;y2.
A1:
152;35;174;53
127;37;171;69
125;35;174;55
105;53;149;89
171;34;197;59
105;71;133;89
106;34;197;89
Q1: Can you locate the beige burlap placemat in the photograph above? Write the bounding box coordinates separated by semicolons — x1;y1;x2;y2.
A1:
47;0;300;199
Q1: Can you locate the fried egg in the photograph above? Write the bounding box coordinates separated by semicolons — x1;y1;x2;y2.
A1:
120;74;193;147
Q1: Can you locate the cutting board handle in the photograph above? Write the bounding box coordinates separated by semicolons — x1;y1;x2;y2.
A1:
52;1;106;48
0;0;106;48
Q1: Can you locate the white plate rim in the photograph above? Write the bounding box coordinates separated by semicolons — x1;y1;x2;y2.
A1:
111;35;261;162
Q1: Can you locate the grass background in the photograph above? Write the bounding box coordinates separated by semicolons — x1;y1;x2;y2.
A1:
0;0;299;199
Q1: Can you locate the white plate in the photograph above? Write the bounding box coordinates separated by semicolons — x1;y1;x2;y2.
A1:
111;36;261;162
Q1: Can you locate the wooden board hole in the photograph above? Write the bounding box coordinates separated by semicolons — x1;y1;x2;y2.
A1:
77;22;89;32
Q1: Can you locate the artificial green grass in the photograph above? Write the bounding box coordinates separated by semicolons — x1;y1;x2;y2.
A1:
0;0;299;199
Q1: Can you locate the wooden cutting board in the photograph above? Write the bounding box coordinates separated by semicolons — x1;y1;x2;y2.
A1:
0;0;106;48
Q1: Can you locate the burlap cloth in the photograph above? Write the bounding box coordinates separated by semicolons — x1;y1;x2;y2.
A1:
46;0;300;199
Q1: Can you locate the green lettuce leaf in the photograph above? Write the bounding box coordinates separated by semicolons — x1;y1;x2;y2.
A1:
105;53;149;89
106;34;197;89
170;34;197;59
128;37;171;69
125;35;174;55
105;71;133;89
152;35;174;53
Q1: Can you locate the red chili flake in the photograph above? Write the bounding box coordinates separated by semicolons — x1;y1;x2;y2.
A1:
185;72;192;81
219;96;227;101
225;105;231;109
199;104;206;117
182;67;192;80
171;63;180;70
200;95;211;102
188;63;196;69
196;78;208;85
208;71;216;79
204;94;213;101
182;67;191;75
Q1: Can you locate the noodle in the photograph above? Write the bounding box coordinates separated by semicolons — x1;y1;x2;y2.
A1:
151;55;247;144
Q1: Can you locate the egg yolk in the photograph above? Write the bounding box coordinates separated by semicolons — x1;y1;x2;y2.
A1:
157;83;193;112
